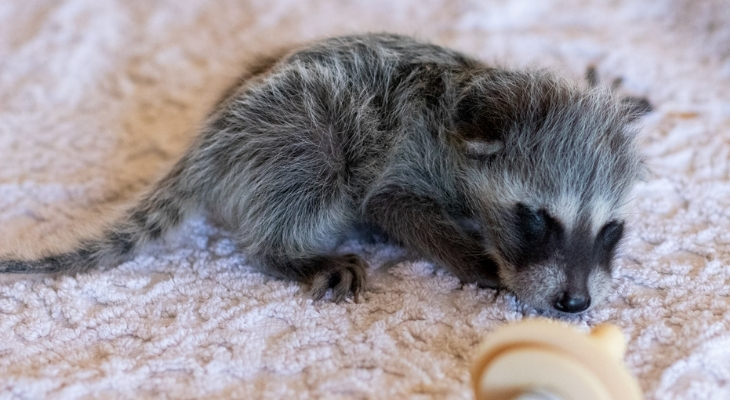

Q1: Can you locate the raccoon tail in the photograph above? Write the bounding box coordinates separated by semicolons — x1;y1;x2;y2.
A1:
0;159;195;274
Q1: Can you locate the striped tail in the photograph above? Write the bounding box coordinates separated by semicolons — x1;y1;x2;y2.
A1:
0;158;194;274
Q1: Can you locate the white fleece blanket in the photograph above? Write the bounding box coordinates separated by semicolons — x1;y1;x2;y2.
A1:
1;1;729;399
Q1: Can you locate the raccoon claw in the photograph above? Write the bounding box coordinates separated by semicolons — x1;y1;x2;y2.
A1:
585;65;600;87
621;96;653;117
308;254;367;303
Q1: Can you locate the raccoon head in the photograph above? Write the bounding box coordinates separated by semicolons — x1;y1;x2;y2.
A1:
453;69;645;313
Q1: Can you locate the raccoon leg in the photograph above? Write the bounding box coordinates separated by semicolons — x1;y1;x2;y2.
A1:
364;186;500;288
250;252;367;303
217;150;367;302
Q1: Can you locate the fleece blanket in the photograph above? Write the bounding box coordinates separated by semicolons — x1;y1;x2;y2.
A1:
1;1;729;399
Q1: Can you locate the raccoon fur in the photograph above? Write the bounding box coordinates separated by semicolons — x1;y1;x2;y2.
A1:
0;33;648;313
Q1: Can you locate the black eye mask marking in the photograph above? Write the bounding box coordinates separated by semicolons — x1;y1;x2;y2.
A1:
515;203;547;242
510;206;624;274
511;203;563;268
596;220;624;257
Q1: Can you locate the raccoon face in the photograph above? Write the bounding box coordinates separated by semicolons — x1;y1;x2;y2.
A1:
489;202;625;313
452;69;643;312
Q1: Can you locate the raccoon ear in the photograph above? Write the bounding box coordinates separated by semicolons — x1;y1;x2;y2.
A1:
454;88;507;159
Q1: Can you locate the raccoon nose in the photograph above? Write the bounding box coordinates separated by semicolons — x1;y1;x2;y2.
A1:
554;292;590;313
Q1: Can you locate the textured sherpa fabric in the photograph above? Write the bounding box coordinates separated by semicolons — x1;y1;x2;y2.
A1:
1;1;730;399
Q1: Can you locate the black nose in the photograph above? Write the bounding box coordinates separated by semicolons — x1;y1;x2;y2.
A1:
554;292;591;313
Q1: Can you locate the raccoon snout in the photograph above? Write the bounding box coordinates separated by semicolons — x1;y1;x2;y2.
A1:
554;291;591;313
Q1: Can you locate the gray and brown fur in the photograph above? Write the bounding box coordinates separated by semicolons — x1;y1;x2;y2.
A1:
0;34;648;313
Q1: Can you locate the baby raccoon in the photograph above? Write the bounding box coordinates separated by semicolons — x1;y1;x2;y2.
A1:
0;33;648;313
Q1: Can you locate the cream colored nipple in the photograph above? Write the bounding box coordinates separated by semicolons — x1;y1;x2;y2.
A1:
472;319;642;400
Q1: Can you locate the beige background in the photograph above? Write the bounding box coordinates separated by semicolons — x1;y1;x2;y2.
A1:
1;1;729;398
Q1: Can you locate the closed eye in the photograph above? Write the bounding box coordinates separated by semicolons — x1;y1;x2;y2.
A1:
515;203;547;242
598;220;624;250
509;203;563;268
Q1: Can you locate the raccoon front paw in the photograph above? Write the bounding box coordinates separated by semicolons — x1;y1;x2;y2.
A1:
308;254;367;303
585;65;652;119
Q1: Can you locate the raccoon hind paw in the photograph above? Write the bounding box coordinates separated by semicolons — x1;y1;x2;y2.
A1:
308;254;367;303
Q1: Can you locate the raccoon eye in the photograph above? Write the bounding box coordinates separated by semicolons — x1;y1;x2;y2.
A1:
598;221;624;250
515;203;547;241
